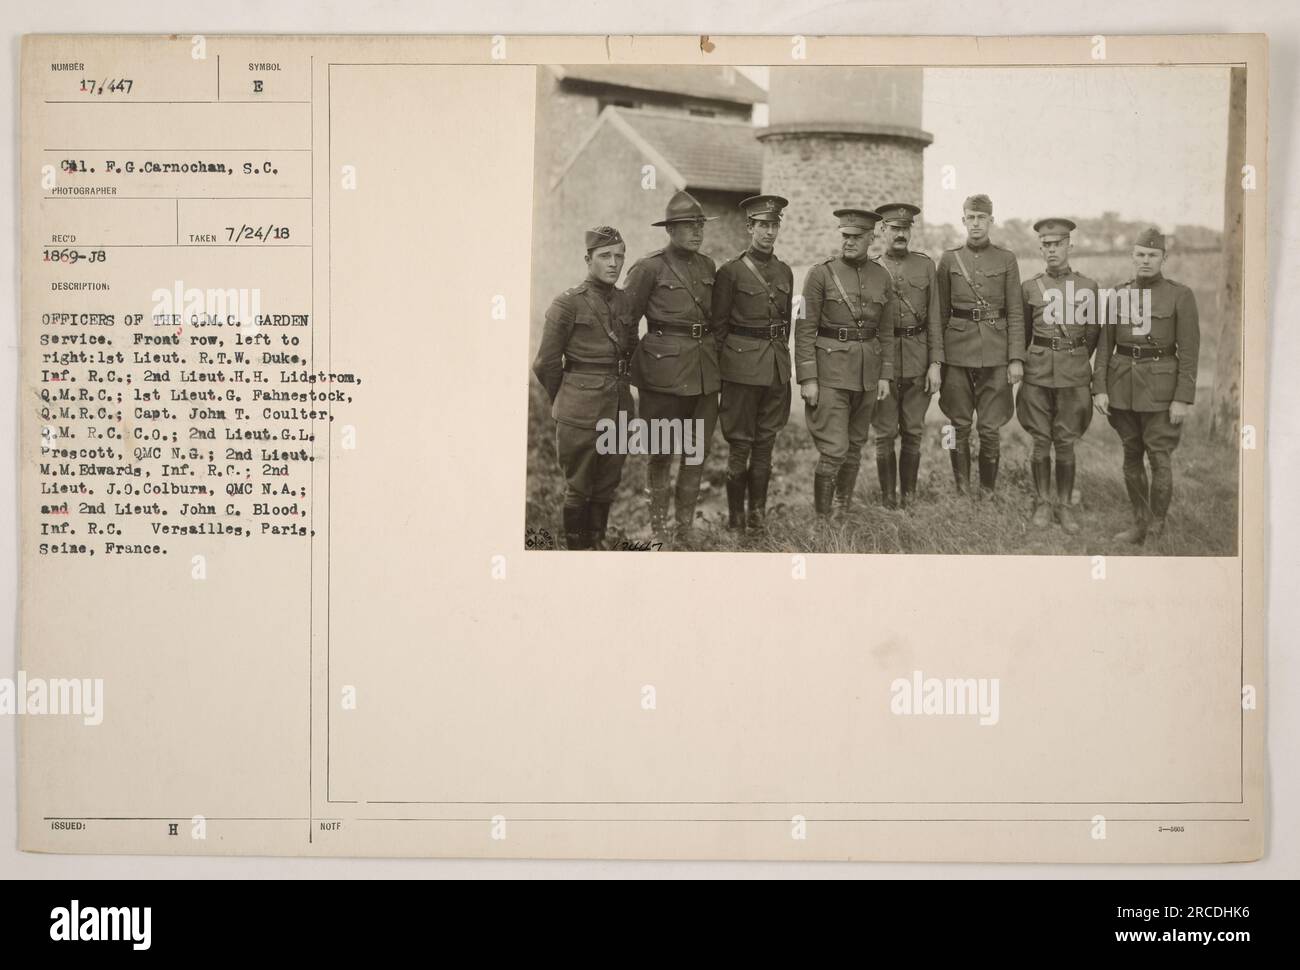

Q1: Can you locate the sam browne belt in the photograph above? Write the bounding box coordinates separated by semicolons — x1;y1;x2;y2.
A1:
648;320;712;339
818;326;879;342
1114;343;1172;360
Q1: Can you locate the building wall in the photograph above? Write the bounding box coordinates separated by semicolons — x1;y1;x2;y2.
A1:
533;70;755;191
532;120;665;349
760;133;925;266
531;134;755;350
691;189;753;265
533;70;603;190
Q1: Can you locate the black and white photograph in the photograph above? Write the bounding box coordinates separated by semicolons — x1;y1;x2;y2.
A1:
526;63;1244;555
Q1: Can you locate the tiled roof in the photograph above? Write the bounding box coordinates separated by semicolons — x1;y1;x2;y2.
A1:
554;65;766;105
615;109;763;193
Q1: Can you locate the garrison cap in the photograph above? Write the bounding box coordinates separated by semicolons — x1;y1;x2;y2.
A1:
740;194;789;222
652;190;717;227
875;202;921;227
833;207;881;235
1135;226;1166;251
962;194;993;215
585;225;624;251
1032;217;1077;242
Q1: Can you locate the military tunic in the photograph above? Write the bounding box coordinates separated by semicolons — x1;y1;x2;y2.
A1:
531;278;637;505
796;255;896;467
1094;274;1200;506
712;247;793;474
872;250;942;456
623;245;720;529
625;247;720;396
936;240;1025;451
1016;267;1101;461
1093;274;1200;412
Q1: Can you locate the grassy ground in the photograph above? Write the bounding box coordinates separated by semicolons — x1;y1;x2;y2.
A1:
525;382;1238;556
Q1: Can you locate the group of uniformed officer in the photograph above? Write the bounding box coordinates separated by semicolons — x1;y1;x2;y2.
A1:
532;190;1200;550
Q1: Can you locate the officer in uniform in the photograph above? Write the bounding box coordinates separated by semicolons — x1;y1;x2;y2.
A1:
936;194;1025;493
711;194;794;531
1092;227;1200;543
531;226;637;550
796;208;896;517
1017;218;1101;535
624;190;720;545
871;202;943;509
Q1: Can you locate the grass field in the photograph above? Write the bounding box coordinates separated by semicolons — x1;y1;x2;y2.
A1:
524;249;1237;556
525;384;1238;556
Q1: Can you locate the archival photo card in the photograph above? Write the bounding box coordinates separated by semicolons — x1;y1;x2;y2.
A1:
18;34;1266;862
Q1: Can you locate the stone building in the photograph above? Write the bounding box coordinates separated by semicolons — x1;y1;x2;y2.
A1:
530;66;932;344
759;67;932;270
531;67;767;341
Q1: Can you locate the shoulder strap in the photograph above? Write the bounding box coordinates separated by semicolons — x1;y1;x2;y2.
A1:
1033;275;1063;340
580;288;629;356
877;257;922;322
824;261;863;325
660;253;708;321
951;249;989;307
740;254;784;320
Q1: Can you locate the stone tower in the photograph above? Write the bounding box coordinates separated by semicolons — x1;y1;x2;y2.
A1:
757;67;932;267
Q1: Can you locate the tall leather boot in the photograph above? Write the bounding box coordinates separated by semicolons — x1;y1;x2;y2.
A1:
1113;459;1150;544
562;502;590;550
877;450;898;509
1053;460;1080;535
1147;460;1172;540
673;471;700;546
747;469;770;530
646;463;672;544
949;441;970;494
1031;457;1053;528
978;454;1000;494
725;471;748;531
899;450;921;509
813;472;836;518
835;459;860;514
588;500;612;550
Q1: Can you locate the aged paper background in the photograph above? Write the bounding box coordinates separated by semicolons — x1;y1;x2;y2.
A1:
4;8;1289;874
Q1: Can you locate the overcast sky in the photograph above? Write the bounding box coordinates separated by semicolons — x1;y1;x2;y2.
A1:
741;65;1231;230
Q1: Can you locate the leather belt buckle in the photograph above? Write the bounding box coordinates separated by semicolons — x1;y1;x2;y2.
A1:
970;307;983;322
690;323;704;339
836;327;849;342
616;358;629;377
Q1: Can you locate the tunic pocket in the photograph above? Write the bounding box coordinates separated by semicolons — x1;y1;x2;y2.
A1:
1145;358;1179;402
654;277;696;316
632;335;691;392
553;372;614;426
